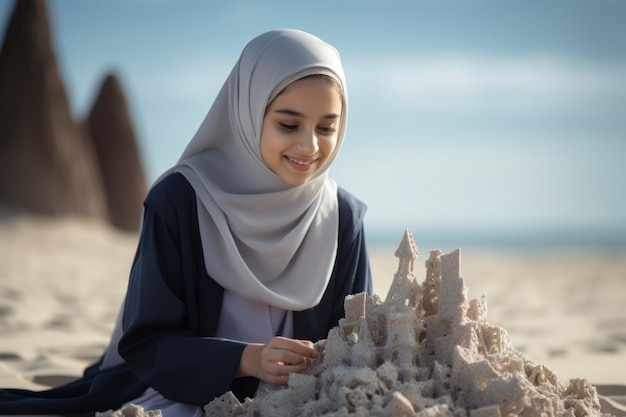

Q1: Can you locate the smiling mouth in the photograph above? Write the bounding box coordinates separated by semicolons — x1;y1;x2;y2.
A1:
285;156;317;166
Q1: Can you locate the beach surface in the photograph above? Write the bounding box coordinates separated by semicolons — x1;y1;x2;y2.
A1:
1;212;625;415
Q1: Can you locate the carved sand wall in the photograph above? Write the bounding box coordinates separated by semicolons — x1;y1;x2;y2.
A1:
204;229;613;417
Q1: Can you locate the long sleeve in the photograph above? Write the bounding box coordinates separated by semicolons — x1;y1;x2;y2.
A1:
118;174;373;407
118;174;248;407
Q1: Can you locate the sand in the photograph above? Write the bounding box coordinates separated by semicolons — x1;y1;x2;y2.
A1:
1;211;625;416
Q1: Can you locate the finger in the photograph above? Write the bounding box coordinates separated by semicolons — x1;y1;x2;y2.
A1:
270;337;319;359
263;361;306;381
275;350;308;366
261;344;300;365
269;361;307;373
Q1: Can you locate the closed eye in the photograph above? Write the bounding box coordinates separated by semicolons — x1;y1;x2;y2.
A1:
318;126;337;134
279;122;298;131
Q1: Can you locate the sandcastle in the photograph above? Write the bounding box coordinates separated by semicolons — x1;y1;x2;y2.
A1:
204;229;612;417
100;229;614;417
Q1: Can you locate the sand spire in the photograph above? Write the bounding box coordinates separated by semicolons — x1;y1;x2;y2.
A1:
86;73;147;231
0;0;107;218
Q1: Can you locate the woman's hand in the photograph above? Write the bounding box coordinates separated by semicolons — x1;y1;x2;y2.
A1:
237;336;319;385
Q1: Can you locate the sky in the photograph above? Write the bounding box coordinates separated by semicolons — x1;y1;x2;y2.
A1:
1;0;625;250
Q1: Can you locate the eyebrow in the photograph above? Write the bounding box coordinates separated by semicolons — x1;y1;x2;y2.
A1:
273;108;340;120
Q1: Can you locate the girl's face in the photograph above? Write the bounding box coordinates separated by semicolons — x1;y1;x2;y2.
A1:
260;76;343;186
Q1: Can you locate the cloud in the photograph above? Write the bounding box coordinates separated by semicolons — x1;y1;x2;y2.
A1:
347;55;626;113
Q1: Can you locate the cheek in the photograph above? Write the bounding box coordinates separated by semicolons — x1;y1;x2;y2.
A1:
259;127;284;162
321;135;339;157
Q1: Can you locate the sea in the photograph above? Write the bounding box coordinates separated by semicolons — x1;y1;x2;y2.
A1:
365;226;626;255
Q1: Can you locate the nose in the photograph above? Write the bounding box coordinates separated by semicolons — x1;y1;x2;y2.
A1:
297;129;319;154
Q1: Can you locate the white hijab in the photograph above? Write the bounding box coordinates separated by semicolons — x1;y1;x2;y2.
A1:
163;29;348;311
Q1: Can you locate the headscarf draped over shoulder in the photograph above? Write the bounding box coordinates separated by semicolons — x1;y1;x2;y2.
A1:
158;29;348;310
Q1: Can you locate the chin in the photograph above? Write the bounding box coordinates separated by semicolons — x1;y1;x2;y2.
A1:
285;179;310;186
281;174;315;186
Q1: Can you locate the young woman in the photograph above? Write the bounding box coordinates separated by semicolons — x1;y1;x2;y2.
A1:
0;29;371;416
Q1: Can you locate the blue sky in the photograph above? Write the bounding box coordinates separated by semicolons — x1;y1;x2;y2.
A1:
1;0;625;249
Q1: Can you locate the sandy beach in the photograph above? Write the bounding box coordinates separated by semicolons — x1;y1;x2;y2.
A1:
1;211;625;415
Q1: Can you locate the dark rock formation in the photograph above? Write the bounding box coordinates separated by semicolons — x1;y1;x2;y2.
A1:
0;0;107;218
86;74;147;231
